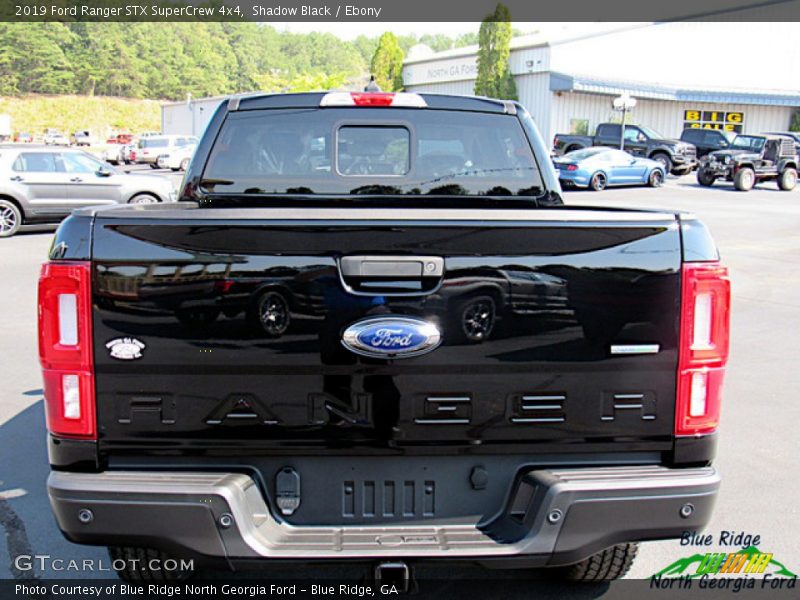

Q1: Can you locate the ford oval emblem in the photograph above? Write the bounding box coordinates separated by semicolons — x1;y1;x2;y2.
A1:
342;316;441;359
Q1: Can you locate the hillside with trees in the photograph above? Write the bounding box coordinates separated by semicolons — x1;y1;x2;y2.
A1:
0;22;486;101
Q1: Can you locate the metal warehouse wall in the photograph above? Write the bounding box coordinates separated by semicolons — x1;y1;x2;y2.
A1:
405;73;552;143
549;92;794;141
514;72;552;143
161;99;222;136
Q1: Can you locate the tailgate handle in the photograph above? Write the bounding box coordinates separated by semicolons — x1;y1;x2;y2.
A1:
338;255;444;296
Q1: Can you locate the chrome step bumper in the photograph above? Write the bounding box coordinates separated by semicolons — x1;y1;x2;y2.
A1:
48;465;720;563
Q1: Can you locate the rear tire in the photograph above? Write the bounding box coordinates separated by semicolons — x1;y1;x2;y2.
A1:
252;290;291;337
0;199;23;238
149;163;159;169
555;543;639;581
697;167;716;187
648;169;664;187
778;168;797;191
108;546;194;582
589;172;607;191
128;193;159;205
734;167;755;191
451;295;496;343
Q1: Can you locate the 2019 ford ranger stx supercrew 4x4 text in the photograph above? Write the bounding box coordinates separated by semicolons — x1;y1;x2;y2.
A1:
39;91;730;585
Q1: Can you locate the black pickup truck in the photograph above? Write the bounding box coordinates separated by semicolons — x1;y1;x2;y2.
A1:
553;123;698;175
40;92;729;586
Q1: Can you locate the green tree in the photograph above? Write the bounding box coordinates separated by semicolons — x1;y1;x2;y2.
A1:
790;111;800;132
370;32;404;92
474;3;517;100
0;23;75;94
352;35;379;65
455;32;479;47
419;34;454;53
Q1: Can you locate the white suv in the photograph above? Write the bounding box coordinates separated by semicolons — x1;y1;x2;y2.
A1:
134;135;198;168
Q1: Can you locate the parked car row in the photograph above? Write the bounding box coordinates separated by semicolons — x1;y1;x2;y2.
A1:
0;145;177;238
554;126;799;193
553;123;698;175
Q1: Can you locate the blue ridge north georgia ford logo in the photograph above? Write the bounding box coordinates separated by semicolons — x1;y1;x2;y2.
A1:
341;316;442;359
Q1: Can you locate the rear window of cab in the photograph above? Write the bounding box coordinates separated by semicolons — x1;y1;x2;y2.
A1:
201;108;544;197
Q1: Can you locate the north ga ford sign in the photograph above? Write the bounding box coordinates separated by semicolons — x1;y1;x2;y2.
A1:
425;62;478;81
403;56;478;86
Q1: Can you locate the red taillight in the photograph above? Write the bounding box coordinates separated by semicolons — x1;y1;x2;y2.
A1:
38;261;96;439
675;262;730;436
350;92;395;106
553;136;559;148
566;164;578;171
214;279;235;294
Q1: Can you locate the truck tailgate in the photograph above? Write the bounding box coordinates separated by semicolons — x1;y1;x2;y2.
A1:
90;207;680;454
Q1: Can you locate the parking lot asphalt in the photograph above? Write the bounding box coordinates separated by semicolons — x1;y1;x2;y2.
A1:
1;172;798;595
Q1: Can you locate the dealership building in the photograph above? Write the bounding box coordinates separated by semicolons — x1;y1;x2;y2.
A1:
162;22;800;142
402;22;800;143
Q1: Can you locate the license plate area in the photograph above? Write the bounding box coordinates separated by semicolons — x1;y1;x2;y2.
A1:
257;455;524;526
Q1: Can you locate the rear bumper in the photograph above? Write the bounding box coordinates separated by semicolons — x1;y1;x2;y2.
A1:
557;172;590;187
48;465;719;565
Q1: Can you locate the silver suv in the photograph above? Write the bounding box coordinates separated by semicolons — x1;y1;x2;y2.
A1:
0;146;177;237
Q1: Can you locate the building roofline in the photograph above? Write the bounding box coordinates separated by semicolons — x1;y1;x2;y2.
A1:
550;72;800;106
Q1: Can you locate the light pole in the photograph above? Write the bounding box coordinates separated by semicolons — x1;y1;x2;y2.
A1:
612;94;637;150
187;93;194;137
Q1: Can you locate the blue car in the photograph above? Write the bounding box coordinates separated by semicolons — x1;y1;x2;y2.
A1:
553;147;665;191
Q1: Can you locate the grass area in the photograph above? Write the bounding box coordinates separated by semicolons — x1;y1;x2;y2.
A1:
0;95;162;138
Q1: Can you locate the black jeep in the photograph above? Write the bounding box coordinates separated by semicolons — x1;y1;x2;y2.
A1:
697;134;798;191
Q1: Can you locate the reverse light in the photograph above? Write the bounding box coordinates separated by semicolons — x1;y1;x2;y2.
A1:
38;261;96;438
689;371;708;417
320;92;427;108
62;374;81;419
675;262;730;436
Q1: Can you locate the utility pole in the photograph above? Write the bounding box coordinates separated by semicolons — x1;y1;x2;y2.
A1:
187;93;194;137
